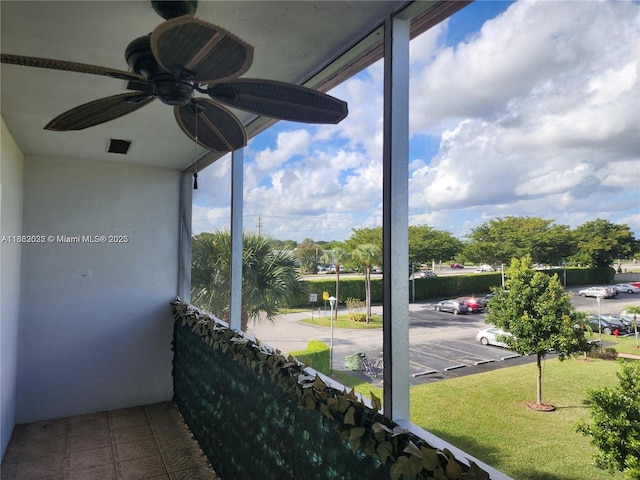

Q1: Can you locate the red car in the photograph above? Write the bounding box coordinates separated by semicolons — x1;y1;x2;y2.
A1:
456;296;486;312
450;263;464;269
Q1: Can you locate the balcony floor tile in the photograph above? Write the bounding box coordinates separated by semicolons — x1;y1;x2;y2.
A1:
1;402;221;480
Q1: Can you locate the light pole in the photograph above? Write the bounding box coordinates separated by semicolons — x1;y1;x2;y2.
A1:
328;296;336;374
596;295;603;346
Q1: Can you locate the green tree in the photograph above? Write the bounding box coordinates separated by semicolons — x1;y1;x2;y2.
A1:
571;219;637;268
463;216;575;266
272;238;298;250
191;231;306;331
352;243;381;323
319;246;350;322
577;359;640;479
486;255;591;408
295;238;323;273
408;225;463;267
345;227;382;254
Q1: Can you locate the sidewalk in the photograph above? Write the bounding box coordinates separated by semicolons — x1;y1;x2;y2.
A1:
618;353;640;360
245;305;385;368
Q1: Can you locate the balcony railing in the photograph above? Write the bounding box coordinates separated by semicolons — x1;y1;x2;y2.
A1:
171;299;511;480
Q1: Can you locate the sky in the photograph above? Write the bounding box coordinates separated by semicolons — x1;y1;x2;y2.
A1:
192;0;640;243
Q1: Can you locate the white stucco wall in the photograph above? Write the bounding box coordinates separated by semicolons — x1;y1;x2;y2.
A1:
17;155;181;423
1;119;24;457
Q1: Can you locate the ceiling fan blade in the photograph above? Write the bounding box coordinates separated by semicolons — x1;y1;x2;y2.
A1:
175;98;247;153
207;79;348;124
151;15;253;84
45;93;155;131
0;53;146;82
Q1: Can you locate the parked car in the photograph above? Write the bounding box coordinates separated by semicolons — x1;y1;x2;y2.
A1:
474;264;495;273
456;296;486;312
476;327;512;347
620;309;639;328
482;293;495;302
577;286;615;299
614;283;640;294
582;314;628;335
434;299;469;315
417;270;437;278
450;263;464;269
600;314;633;329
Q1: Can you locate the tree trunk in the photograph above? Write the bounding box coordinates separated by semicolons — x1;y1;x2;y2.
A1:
365;266;371;323
536;353;543;406
334;265;340;324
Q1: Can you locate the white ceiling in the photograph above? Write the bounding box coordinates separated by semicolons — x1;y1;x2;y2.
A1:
0;1;467;171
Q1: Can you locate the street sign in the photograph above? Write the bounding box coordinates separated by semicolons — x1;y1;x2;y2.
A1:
310;293;318;303
323;291;329;301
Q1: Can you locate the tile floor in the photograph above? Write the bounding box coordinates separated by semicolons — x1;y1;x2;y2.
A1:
1;402;221;479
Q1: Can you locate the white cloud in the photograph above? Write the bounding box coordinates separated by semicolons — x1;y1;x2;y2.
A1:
253;129;312;170
410;0;640;235
192;203;230;235
194;0;640;242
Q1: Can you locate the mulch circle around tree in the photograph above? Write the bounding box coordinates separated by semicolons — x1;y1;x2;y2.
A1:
526;402;556;412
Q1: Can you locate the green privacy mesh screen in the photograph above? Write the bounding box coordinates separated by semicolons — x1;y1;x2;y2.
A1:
171;300;491;480
173;322;388;479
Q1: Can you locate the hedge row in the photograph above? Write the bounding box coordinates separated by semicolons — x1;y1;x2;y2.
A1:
290;267;615;308
289;341;330;375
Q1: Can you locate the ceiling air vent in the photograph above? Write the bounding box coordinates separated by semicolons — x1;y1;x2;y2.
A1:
107;139;132;154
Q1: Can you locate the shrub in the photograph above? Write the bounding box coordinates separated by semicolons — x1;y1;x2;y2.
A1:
345;297;365;311
349;313;367;322
587;347;618;360
577;359;640;479
289;340;330;374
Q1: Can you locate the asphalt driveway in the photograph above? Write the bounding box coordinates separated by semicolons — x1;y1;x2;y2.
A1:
246;288;639;385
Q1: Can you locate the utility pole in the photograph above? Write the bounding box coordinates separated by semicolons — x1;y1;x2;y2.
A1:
256;215;262;237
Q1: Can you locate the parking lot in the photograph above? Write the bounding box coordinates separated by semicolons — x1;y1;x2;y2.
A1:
248;287;639;385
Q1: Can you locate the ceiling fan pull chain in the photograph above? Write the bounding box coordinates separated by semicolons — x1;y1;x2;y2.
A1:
193;101;199;190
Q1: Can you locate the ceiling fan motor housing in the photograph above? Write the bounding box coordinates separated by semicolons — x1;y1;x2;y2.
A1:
151;0;198;20
125;35;192;106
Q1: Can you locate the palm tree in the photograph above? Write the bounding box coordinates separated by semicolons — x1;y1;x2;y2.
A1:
320;247;350;322
352;244;381;323
191;231;306;331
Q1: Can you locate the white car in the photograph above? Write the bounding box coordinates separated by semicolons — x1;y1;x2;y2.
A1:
578;286;615;298
476;327;512;347
614;283;640;294
474;264;495;273
417;270;437;278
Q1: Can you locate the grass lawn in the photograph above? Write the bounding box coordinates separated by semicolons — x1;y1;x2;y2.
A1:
333;358;631;480
610;334;640;355
300;313;383;329
331;370;384;400
409;357;628;480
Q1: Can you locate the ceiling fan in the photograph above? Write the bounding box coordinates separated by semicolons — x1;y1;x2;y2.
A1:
0;0;348;153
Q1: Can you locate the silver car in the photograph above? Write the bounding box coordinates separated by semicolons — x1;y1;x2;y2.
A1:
578;286;614;298
614;283;640;294
476;327;512;347
434;299;469;315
